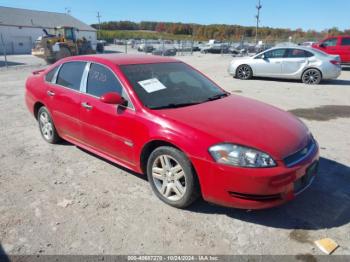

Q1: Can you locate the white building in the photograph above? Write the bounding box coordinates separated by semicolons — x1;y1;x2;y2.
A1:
0;6;97;54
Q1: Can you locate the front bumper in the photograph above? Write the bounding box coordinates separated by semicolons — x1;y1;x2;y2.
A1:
191;144;319;210
227;63;237;76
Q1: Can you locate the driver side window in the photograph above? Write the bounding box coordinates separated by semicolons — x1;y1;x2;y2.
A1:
86;63;132;108
87;63;122;97
264;49;287;58
323;38;337;47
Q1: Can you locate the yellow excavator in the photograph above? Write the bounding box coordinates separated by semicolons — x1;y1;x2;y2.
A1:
32;26;100;64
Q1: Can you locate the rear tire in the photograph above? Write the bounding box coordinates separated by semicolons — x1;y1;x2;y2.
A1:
302;68;322;85
37;107;61;144
236;64;253;80
147;146;200;208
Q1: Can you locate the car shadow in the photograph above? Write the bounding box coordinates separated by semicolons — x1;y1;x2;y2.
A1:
252;77;301;84
341;66;350;71
76;146;148;181
0;243;10;262
322;79;350;86
251;77;350;86
188;157;350;230
71;141;350;230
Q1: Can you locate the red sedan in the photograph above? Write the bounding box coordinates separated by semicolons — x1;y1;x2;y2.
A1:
25;54;319;209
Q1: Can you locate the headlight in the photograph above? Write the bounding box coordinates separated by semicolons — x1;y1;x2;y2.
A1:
209;144;276;168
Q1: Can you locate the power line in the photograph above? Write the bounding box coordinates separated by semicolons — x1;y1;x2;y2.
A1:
255;0;262;44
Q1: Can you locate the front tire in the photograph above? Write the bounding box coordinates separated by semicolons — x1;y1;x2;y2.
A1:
37;107;60;144
236;64;253;80
147;146;200;208
302;68;322;85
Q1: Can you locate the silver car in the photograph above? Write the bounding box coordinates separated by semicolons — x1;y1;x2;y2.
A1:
228;47;341;84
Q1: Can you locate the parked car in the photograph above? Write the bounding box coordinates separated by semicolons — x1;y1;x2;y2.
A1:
152;48;177;56
138;44;154;53
228;47;341;84
25;54;319;209
312;35;350;65
201;44;230;54
298;41;315;47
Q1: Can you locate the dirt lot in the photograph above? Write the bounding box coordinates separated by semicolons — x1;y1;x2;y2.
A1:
0;49;350;256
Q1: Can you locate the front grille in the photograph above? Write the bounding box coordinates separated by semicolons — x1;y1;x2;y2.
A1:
284;137;316;167
228;191;281;201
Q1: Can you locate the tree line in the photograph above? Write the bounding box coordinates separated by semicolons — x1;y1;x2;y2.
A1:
91;21;350;41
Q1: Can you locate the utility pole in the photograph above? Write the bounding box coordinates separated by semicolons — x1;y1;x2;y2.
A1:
255;0;262;44
97;12;102;40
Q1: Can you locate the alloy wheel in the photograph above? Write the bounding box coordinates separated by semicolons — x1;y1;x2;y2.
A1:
39;111;54;140
302;69;321;84
151;154;187;201
237;65;252;79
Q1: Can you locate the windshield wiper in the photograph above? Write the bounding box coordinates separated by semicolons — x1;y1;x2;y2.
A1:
150;102;202;110
206;93;230;101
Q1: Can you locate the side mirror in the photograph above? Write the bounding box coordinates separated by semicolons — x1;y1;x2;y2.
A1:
100;92;126;105
319;43;326;48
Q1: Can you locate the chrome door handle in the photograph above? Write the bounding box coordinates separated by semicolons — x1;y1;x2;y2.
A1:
47;90;55;96
81;102;93;110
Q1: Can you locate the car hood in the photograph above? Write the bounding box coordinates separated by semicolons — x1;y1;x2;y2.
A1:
156;95;310;160
231;56;253;64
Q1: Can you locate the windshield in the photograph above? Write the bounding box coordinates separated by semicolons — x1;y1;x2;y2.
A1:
120;62;228;109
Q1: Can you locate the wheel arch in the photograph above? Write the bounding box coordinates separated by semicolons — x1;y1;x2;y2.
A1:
140;139;203;201
140;140;184;175
301;67;323;79
33;101;46;120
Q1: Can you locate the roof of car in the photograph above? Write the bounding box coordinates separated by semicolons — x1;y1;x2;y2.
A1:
64;54;179;66
269;46;313;51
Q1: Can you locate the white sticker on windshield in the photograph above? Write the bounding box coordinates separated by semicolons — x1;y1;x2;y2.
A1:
138;78;167;93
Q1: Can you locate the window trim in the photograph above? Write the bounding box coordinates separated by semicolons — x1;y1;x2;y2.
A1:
285;48;314;59
44;65;60;84
82;61;135;111
47;60;135;111
52;61;87;93
256;48;287;59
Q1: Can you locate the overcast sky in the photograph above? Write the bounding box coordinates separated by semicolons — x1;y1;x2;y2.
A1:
1;0;349;31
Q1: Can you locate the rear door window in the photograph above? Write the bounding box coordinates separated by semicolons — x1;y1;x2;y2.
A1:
287;49;314;58
45;65;59;82
341;38;350;46
56;62;86;91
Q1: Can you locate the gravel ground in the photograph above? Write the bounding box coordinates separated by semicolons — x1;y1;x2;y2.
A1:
0;49;349;257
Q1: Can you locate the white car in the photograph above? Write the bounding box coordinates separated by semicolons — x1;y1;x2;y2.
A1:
228;47;341;84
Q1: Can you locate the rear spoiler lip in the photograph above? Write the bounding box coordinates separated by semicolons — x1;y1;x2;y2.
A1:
32;69;45;75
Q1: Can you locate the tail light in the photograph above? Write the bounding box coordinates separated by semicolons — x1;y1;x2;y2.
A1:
330;60;340;66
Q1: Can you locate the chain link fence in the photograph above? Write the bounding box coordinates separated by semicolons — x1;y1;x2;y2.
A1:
110;36;324;57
